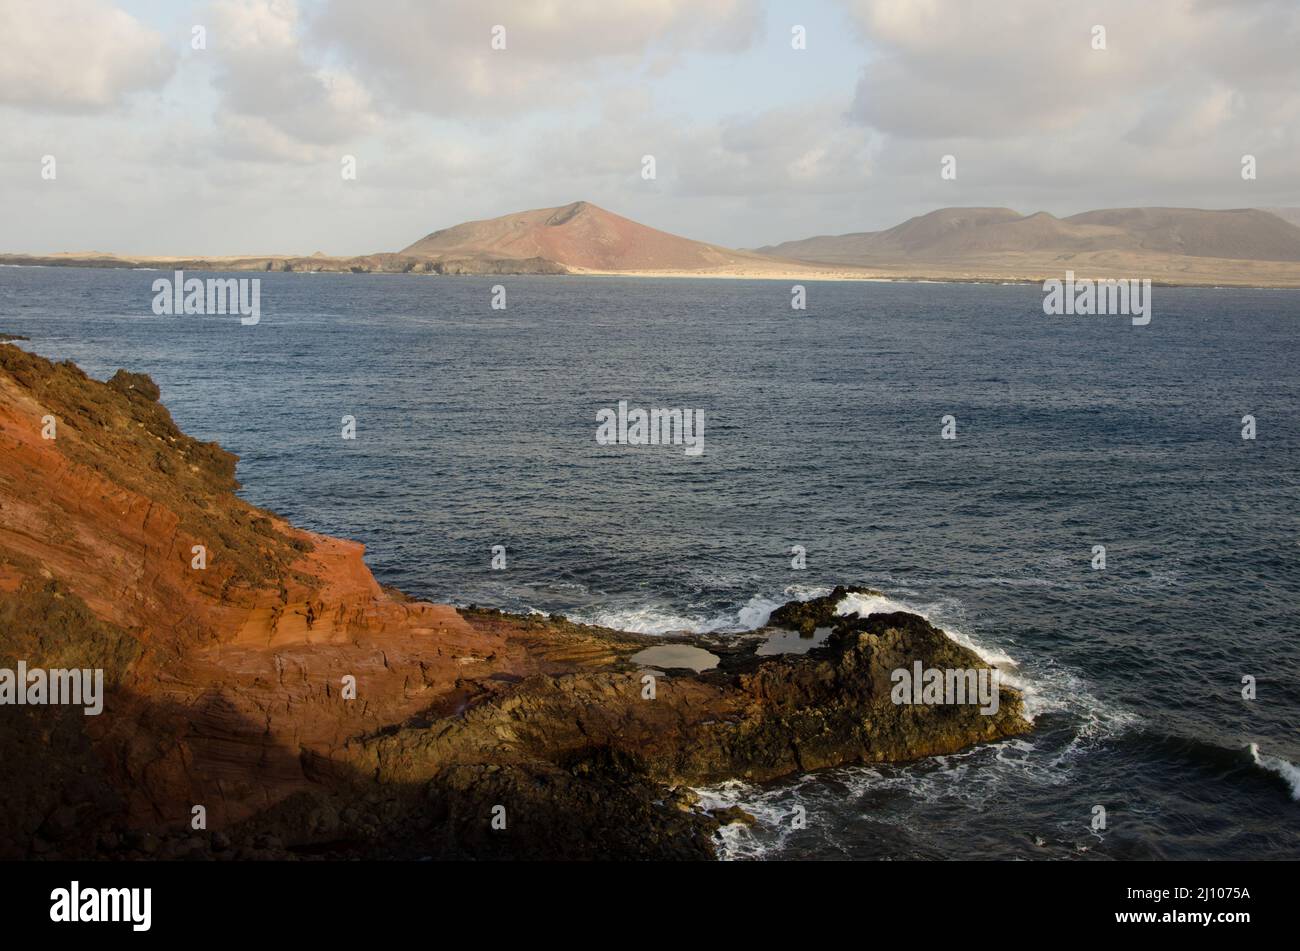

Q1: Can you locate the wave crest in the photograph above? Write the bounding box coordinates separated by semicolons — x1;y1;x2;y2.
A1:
1249;743;1300;801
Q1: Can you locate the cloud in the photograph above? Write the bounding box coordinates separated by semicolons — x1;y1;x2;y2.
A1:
308;0;764;117
841;0;1300;145
818;0;1300;225
206;0;378;161
0;0;175;112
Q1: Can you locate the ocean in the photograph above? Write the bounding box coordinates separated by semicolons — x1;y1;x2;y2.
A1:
3;265;1298;860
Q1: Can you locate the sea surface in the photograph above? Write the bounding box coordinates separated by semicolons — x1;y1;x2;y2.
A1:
3;265;1298;860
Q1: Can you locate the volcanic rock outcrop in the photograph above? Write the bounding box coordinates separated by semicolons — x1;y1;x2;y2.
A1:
0;341;1028;859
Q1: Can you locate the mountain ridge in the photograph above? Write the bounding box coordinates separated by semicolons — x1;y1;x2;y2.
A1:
758;206;1300;265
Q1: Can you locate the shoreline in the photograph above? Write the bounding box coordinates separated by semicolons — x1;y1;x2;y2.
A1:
5;255;1300;289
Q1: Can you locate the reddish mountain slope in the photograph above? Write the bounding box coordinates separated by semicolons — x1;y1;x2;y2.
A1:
401;200;763;271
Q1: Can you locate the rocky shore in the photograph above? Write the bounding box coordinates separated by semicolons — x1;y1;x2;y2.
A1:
0;341;1029;860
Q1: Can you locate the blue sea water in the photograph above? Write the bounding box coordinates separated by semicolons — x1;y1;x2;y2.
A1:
2;266;1298;860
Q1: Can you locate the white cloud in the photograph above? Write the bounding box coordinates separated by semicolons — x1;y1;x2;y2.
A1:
207;0;377;161
841;0;1300;145
309;0;764;116
816;0;1300;227
0;0;175;112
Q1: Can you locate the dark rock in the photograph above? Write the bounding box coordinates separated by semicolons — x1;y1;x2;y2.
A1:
709;806;757;827
40;806;80;841
767;585;882;634
107;369;161;402
667;787;700;812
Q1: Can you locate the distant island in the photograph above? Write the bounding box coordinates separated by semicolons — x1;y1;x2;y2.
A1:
5;201;1300;287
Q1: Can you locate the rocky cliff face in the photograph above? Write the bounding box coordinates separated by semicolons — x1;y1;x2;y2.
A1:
0;342;1029;860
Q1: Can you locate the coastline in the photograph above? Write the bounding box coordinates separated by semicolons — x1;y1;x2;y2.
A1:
5;252;1300;289
0;337;1030;860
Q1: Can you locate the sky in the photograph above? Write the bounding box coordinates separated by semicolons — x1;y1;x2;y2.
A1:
1;0;1297;255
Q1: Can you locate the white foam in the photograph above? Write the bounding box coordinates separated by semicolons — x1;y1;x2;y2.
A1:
833;590;1041;714
833;591;914;621
582;584;1130;738
735;595;781;630
573;586;829;636
695;741;1046;861
571;604;708;635
832;590;1141;739
693;779;810;861
687;588;1139;859
1249;743;1300;801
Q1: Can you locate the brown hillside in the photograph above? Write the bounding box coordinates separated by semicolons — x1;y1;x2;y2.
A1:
1064;207;1300;261
761;206;1300;265
401;200;766;271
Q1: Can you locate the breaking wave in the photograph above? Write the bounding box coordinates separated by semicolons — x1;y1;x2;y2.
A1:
1249;743;1300;801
